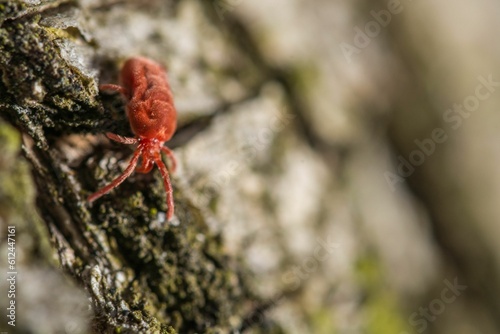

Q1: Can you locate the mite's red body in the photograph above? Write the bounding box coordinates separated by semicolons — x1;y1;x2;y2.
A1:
88;57;177;220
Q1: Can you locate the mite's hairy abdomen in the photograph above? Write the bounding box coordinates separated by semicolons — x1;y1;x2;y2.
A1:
120;57;177;141
128;99;176;140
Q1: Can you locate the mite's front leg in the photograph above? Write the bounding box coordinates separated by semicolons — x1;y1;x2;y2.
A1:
154;157;174;220
88;148;142;203
161;146;177;173
106;133;138;145
100;84;128;96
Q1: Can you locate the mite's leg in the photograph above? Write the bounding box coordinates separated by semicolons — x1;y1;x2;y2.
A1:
135;157;154;174
106;133;138;145
88;148;142;203
154;157;174;220
99;84;128;96
161;146;177;173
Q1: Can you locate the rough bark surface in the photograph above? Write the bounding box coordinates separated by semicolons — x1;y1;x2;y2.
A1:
0;1;257;333
2;1;500;334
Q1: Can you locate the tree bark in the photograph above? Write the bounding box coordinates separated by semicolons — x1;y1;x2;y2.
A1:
4;1;500;334
1;1;258;333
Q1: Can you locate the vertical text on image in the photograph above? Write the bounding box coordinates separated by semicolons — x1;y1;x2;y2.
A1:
6;225;17;327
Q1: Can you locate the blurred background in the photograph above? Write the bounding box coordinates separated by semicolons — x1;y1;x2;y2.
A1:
1;0;500;333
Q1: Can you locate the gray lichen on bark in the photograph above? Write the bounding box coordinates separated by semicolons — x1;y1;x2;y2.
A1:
0;1;267;333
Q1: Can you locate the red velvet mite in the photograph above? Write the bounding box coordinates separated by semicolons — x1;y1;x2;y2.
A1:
88;57;177;220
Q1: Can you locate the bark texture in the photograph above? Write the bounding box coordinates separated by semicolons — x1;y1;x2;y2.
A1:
1;1;254;333
2;1;500;334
